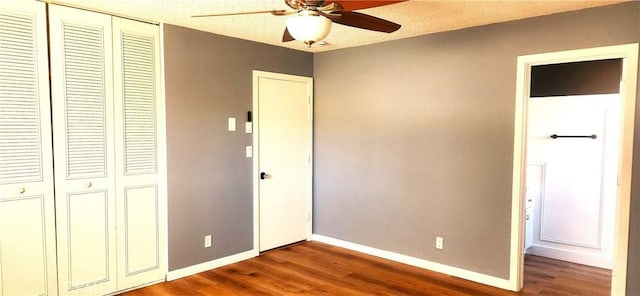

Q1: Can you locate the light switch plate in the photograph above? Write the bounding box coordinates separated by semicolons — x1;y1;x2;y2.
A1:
228;117;236;131
245;122;252;133
246;146;253;158
435;236;444;250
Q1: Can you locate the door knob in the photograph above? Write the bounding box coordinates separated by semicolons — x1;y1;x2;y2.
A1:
260;172;270;180
19;187;26;194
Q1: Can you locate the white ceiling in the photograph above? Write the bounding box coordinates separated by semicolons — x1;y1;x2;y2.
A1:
48;0;624;52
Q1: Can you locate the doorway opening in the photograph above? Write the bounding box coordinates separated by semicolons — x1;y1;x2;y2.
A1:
524;59;622;270
509;44;639;295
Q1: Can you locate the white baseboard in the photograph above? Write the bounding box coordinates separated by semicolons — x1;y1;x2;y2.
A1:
526;245;612;269
166;249;258;281
312;234;513;291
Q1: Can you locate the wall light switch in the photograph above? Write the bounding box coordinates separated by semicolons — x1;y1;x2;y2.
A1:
435;236;444;250
228;117;236;132
204;235;212;248
246;146;253;158
245;122;252;133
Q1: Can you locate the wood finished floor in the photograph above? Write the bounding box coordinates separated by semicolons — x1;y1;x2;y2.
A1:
121;241;611;295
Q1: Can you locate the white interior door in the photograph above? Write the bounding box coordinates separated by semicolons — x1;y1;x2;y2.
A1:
254;71;312;252
527;94;620;268
49;5;117;295
112;17;166;289
0;2;58;295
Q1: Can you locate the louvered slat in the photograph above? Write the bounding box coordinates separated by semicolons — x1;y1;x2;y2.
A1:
0;12;42;184
122;33;156;175
63;23;107;179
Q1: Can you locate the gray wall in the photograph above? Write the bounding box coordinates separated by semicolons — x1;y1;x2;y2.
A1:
163;24;313;271
313;1;640;285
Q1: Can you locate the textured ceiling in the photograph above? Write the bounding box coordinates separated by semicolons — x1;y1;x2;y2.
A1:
47;0;625;52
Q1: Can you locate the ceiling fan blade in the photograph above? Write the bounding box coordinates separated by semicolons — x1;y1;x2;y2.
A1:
192;9;289;18
333;11;401;33
282;27;295;42
325;0;406;12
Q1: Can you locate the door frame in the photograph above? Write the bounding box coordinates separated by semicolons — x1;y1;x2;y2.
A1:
509;43;639;294
252;70;314;252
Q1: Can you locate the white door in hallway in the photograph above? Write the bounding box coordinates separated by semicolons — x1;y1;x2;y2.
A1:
254;71;312;252
527;94;620;269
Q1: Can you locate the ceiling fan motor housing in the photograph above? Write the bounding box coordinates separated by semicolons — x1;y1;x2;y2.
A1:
286;0;327;11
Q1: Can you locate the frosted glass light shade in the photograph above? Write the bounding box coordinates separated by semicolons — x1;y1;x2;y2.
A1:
286;14;332;44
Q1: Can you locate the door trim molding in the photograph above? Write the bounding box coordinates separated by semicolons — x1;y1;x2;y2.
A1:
252;70;314;253
509;43;639;293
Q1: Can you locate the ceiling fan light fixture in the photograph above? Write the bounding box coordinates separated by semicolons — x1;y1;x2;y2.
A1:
286;11;332;47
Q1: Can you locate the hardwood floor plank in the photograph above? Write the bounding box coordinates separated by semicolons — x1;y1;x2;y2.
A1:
198;270;278;295
225;260;316;294
121;242;611;296
259;251;388;295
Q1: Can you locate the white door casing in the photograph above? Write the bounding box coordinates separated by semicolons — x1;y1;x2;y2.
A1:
49;5;117;295
253;71;313;252
112;17;167;289
526;95;620;269
0;1;58;295
510;44;638;294
524;165;541;251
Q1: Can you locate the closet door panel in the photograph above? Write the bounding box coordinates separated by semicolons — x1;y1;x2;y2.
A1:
0;2;57;295
113;17;166;290
0;196;49;296
66;191;110;286
122;185;159;273
49;5;117;295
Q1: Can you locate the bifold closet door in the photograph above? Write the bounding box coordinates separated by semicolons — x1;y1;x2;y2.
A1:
112;17;166;289
0;1;58;295
49;5;117;295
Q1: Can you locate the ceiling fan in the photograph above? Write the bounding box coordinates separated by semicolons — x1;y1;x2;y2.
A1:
193;0;405;47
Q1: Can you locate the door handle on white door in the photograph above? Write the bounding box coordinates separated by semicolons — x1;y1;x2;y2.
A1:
87;181;93;188
260;172;270;180
19;187;26;194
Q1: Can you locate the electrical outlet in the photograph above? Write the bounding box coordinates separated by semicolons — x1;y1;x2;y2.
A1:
204;235;212;248
435;236;444;250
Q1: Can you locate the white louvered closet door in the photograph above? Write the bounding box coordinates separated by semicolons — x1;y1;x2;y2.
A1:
49;5;117;295
112;17;166;290
0;2;58;295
